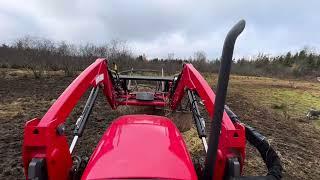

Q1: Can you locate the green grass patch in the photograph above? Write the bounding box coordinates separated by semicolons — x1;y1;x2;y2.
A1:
205;74;320;125
252;88;320;117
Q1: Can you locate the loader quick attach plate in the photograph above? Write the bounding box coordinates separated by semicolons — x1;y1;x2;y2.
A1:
136;92;155;101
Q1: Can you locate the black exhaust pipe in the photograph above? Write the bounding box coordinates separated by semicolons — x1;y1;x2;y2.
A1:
203;20;246;179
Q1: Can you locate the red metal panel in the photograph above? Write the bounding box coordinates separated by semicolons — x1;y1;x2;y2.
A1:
22;118;72;180
82;115;197;180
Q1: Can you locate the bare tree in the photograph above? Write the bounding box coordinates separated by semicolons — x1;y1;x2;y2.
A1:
193;51;207;62
167;53;175;60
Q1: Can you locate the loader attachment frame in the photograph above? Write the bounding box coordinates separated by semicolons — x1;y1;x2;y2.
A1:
22;20;282;180
22;58;246;180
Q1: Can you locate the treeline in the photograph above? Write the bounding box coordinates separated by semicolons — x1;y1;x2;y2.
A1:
0;36;319;78
232;50;320;77
0;37;134;78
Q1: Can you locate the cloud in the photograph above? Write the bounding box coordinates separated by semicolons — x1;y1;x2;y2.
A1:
0;0;319;59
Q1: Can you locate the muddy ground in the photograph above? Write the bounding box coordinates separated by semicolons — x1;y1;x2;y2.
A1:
0;74;320;179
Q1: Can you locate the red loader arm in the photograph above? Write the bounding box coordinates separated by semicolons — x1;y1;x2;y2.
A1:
22;58;115;180
170;63;246;180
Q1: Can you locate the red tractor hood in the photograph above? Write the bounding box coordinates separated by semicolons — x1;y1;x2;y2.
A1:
82;115;197;180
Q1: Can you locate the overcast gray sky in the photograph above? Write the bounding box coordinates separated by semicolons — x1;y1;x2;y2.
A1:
0;0;319;59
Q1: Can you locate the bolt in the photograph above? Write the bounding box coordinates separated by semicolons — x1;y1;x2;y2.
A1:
56;123;66;135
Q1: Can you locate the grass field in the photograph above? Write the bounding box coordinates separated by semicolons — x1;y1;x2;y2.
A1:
204;73;320;122
0;69;320;179
228;75;320;125
224;75;320;179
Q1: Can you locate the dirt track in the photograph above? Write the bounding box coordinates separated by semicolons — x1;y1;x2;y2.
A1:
0;75;320;179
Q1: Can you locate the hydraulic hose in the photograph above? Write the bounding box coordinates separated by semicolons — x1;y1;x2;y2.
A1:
225;105;283;180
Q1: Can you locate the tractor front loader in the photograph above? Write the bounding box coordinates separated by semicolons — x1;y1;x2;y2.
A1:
22;20;282;180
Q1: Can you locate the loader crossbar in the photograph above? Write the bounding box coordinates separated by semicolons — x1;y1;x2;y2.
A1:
118;75;173;82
